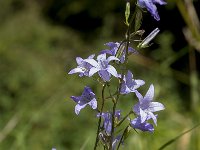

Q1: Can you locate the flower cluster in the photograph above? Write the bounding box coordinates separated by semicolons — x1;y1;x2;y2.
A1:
68;38;165;149
67;1;166;149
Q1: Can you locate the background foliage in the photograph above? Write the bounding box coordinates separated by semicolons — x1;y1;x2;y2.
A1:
0;0;199;149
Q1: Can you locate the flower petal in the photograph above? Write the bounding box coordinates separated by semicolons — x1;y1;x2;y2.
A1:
89;67;99;76
135;90;144;102
131;117;154;132
100;49;113;55
84;59;99;67
88;98;97;109
153;0;167;5
88;54;95;59
144;84;154;102
149;102;165;112
140;108;148;123
76;57;83;65
107;56;120;63
97;53;107;62
68;68;83;74
98;70;111;81
107;65;118;77
70;96;80;103
148;111;157;125
75;103;87;115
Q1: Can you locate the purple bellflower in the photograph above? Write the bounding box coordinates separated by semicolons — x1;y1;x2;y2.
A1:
100;42;137;63
133;84;165;125
85;53;119;81
130;116;154;132
137;0;167;21
97;110;121;135
70;86;97;115
120;70;145;94
68;54;95;77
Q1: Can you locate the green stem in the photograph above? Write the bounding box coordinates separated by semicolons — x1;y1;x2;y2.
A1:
117;125;129;150
116;111;133;128
94;84;106;150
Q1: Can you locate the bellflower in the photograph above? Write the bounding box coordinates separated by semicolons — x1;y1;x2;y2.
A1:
137;0;167;21
85;53;119;81
133;84;165;125
130;116;154;132
70;86;97;115
100;42;137;63
120;70;145;94
68;54;95;77
97;110;121;135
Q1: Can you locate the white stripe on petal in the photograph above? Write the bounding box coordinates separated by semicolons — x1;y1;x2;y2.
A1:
89;67;99;76
149;102;165;112
68;68;83;74
107;65;118;77
144;84;154;102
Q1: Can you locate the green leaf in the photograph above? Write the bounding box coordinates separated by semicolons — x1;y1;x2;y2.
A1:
134;7;143;31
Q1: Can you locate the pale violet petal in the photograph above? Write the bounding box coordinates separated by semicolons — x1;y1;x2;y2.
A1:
70;96;80;103
107;56;120;63
135;80;145;86
89;67;99;76
135;91;144;102
107;65;118;77
88;98;97;109
84;59;99;67
75;103;87;115
144;84;154;102
88;54;95;59
98;70;110;81
148;111;157;125
140;108;148;123
153;0;167;5
76;57;83;65
149;102;165;112
97;53;107;61
68;68;83;74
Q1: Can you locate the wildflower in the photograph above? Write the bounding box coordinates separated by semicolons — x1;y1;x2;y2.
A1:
100;42;137;63
137;0;167;21
68;54;95;77
133;84;165;125
70;86;97;115
120;70;145;94
97;110;121;135
85;53;119;81
130;116;154;132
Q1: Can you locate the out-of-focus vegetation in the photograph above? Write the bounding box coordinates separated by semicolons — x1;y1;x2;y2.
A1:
0;0;199;150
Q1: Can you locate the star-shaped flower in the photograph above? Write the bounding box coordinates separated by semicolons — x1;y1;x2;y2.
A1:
70;86;97;115
137;0;167;21
100;42;137;63
85;53;119;81
133;84;165;125
68;54;95;77
120;70;145;94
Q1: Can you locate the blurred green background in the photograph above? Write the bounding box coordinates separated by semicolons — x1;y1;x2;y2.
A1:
0;0;200;149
